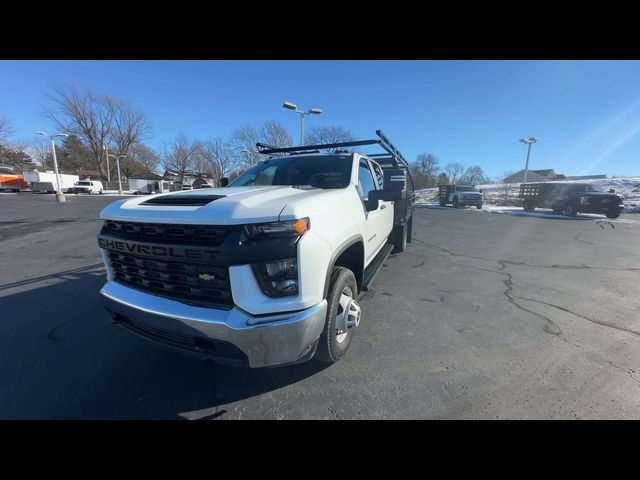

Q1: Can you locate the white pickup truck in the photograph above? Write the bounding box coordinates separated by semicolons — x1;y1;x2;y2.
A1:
97;131;415;367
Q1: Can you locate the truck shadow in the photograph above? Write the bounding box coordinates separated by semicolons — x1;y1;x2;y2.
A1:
0;268;329;419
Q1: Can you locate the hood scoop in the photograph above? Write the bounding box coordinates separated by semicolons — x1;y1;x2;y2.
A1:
141;194;226;206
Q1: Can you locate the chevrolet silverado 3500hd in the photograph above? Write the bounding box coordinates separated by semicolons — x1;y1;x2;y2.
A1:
97;131;415;367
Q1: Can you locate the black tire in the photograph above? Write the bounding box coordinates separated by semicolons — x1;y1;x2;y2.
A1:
392;222;408;253
406;216;413;244
315;267;359;364
99;190;103;195
453;197;459;208
563;203;578;217
606;211;620;219
439;198;446;207
476;204;482;210
523;200;536;212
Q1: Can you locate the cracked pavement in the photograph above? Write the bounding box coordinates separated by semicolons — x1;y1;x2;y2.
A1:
1;194;639;419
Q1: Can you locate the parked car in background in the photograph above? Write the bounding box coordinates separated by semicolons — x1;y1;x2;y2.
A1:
438;184;483;208
72;180;104;194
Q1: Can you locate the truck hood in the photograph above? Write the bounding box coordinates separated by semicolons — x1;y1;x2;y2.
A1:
99;185;338;225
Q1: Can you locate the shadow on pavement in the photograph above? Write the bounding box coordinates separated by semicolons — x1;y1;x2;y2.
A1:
0;268;329;419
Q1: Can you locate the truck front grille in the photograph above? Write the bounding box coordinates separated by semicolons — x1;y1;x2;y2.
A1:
103;220;230;246
106;250;233;309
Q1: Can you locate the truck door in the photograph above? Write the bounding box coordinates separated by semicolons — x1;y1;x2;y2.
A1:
358;159;393;263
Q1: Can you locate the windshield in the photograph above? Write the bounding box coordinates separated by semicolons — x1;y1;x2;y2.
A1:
571;184;603;192
75;181;91;186
231;155;353;189
456;186;476;192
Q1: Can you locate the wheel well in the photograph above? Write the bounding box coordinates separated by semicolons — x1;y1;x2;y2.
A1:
327;241;364;295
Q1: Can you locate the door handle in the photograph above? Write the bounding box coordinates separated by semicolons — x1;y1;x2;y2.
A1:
380;204;386;209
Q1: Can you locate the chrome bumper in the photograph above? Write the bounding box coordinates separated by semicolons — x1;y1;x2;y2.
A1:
100;281;327;368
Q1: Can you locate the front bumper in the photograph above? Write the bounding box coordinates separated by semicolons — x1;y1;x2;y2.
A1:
459;196;483;206
100;281;327;368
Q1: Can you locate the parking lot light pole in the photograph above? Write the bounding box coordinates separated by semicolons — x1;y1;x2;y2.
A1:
103;144;110;183
35;131;68;203
518;137;539;184
282;101;322;146
108;154;126;195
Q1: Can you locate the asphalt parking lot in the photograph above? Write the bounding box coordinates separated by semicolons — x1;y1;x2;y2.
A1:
1;193;639;419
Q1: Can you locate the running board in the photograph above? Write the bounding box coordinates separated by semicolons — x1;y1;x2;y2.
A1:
361;243;395;293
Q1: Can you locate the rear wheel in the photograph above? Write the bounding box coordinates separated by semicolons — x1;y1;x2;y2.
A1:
439;198;446;207
476;204;482;210
315;267;360;364
606;211;620;219
453;197;459;208
523;200;536;212
406;216;413;244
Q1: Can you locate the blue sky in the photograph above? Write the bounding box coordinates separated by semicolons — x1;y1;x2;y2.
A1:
1;60;639;178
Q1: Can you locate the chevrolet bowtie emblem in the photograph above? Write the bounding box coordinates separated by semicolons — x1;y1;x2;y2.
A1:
198;273;216;281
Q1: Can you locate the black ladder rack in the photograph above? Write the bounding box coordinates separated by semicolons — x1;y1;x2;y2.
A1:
256;129;410;170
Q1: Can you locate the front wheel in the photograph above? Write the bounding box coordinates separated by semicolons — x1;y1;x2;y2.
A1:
476;204;482;210
315;267;360;364
453;197;459;208
606;211;620;219
439;198;446;207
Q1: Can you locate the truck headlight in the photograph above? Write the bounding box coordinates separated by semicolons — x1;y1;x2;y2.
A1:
252;258;298;297
245;218;310;240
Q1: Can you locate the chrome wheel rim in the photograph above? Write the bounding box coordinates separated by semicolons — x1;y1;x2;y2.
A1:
335;285;359;343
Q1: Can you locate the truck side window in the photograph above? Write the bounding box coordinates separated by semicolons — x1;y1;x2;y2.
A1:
357;160;376;199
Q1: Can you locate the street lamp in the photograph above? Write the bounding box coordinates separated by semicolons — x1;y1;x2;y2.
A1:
518;137;539;184
103;144;110;183
282;101;322;146
108;153;126;196
35;131;68;203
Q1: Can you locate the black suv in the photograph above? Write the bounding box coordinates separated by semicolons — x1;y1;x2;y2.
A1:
519;182;623;219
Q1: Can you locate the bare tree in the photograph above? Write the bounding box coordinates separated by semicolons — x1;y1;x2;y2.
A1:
163;133;200;185
107;97;152;168
306;126;356;150
129;143;161;174
200;139;237;187
500;170;517;201
230;124;261;169
460;165;488;186
260;121;292;149
0;117;14;145
27;136;52;169
44;85;114;177
444;162;465;184
410;153;440;189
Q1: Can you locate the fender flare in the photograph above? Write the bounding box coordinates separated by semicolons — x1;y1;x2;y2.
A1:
322;235;365;299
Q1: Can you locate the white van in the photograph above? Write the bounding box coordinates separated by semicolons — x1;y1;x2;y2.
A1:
73;180;104;194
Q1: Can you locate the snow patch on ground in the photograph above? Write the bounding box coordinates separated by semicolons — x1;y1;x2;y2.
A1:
484;205;636;223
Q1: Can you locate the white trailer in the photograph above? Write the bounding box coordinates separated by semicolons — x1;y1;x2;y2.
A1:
23;171;80;193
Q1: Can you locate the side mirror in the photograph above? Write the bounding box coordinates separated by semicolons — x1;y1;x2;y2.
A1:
221;177;229;187
609;188;615;193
